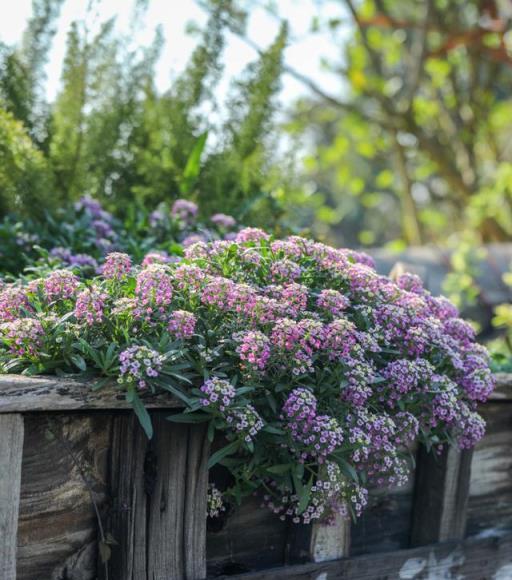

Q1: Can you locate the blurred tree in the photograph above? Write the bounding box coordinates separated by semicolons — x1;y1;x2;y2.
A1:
236;0;512;247
0;0;291;227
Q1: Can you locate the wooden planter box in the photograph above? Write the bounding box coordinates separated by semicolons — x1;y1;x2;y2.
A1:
1;374;512;579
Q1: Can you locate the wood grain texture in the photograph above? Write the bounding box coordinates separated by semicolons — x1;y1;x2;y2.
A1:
106;413;209;580
467;402;512;537
218;534;512;580
207;495;289;576
17;414;110;580
105;414;148;580
310;515;350;562
0;414;24;580
0;374;181;412
410;445;473;546
351;480;415;556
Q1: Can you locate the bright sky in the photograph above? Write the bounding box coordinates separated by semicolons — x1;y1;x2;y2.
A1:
0;0;348;105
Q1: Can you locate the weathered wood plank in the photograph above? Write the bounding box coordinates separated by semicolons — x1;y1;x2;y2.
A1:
0;375;181;412
106;413;209;580
183;422;210;579
207;495;289;576
351;479;415;556
310;515;350;562
17;414;110;580
467;402;512;537
220;534;512;580
285;516;350;565
105;414;148;580
410;445;473;546
0;414;24;580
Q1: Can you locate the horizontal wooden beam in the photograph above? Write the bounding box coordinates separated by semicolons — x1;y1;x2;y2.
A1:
221;534;512;580
0;375;181;412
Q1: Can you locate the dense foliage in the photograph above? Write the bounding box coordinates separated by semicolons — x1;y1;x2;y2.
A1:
0;232;494;523
243;0;512;248
0;195;239;277
0;0;294;227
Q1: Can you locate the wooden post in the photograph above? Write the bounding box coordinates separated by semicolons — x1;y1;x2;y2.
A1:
286;515;351;564
0;414;24;580
107;412;210;580
410;444;473;546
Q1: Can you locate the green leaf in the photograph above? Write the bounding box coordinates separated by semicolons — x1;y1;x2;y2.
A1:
262;424;285;435
167;412;210;423
131;392;153;439
208;440;239;469
266;464;291;474
70;354;87;371
179;131;208;194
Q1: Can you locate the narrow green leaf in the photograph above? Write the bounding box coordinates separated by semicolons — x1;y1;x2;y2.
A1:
208;440;239;469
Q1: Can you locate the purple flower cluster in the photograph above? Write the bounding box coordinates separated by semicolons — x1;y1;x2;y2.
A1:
118;345;162;390
200;377;236;412
50;248;98;270
264;462;368;524
282;389;343;462
74;288;107;326
271;318;324;375
168;310;196;339
316;289;350;317
235;227;270;243
171;199;198;223
270;259;302;283
226;405;264;443
142;251;172;267
211;213;236;229
0;318;44;356
0;286;31;321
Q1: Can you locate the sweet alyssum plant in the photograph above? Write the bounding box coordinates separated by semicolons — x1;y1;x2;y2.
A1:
0;230;495;524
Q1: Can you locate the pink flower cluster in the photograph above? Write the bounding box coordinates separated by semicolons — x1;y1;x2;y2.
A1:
101;252;132;280
135;265;173;321
168;310;196;339
235;330;271;372
43;270;80;301
74;288;107;326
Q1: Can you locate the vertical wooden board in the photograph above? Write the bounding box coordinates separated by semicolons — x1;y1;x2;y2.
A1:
147;416;209;580
0;414;24;580
410;444;473;546
17;414;110;580
310;514;350;562
183;424;210;579
207;495;289;576
106;413;148;580
351;480;415;556
147;415;188;580
467;403;512;537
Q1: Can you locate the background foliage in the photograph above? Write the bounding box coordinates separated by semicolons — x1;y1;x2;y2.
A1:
1;0;512;352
